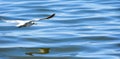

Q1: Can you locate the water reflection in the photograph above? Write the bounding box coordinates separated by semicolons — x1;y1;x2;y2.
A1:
25;48;50;56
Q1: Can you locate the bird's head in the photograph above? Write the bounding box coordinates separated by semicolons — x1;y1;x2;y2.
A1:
29;21;36;25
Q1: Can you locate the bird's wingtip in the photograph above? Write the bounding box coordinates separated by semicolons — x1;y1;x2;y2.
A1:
46;13;55;19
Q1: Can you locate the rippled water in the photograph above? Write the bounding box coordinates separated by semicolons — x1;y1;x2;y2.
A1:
0;0;120;59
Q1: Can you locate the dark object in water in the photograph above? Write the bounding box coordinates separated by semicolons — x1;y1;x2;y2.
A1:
25;48;50;56
25;52;33;56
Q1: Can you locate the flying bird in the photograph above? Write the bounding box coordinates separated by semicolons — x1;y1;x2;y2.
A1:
1;13;55;28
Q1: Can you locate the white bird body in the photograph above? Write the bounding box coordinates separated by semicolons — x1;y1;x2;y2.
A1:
17;21;35;28
1;13;55;28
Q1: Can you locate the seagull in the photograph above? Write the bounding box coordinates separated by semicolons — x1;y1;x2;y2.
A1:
1;13;55;28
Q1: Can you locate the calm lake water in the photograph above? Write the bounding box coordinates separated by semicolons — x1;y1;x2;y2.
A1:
0;0;120;59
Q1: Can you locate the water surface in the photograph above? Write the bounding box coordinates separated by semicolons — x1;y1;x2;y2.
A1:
0;0;120;59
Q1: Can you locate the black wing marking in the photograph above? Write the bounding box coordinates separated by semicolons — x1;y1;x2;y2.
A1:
45;13;55;19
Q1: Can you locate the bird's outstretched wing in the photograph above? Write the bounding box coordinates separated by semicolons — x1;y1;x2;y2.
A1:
1;19;29;26
32;13;55;21
2;20;25;24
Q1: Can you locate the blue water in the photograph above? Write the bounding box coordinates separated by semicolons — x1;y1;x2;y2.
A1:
0;0;120;59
